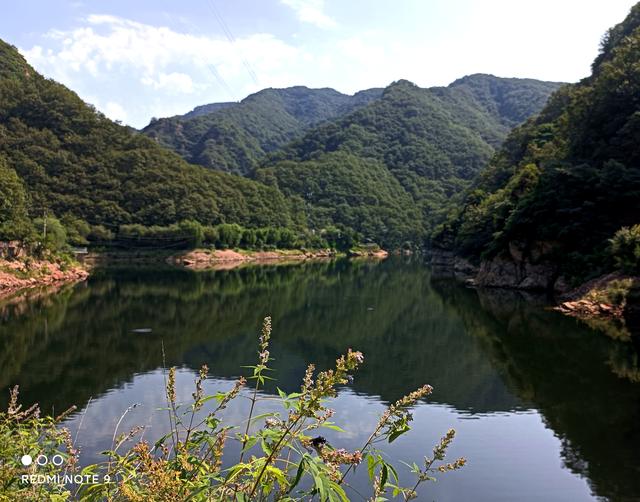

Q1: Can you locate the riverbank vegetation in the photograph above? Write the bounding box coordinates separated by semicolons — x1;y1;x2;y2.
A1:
1;317;464;501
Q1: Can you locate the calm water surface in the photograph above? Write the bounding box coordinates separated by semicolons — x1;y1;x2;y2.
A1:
2;258;640;501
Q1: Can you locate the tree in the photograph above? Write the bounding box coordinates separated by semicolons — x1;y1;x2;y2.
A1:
0;157;33;241
33;216;67;252
217;223;243;248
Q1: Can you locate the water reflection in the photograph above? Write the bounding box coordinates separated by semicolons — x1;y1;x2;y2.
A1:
1;258;639;500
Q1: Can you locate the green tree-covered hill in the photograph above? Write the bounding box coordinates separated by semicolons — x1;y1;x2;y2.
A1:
0;36;561;251
441;3;640;282
256;76;561;246
142;86;383;176
0;39;301;241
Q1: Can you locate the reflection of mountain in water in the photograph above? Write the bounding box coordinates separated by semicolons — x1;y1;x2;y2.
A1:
430;281;640;502
1;259;520;414
2;259;640;500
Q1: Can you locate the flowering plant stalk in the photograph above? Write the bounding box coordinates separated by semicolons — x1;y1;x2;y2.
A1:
1;317;465;501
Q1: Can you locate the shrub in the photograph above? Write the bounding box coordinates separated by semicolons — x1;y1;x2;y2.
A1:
0;318;465;501
610;225;640;274
33;217;68;253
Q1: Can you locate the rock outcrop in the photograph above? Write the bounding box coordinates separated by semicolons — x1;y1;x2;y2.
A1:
430;248;478;281
0;258;88;298
475;241;560;291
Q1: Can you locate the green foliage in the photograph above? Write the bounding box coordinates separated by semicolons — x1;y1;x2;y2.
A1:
0;39;300;238
257;77;560;247
257;152;422;248
0;386;76;500
110;221;326;251
1;318;465;501
142;87;383;176
446;4;640;280
61;215;90;246
217;223;243;249
610;225;640;274
33;216;68;253
0;155;34;241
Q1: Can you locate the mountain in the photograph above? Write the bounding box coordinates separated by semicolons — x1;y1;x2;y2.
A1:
255;76;562;247
0;36;562;251
0;39;301;241
439;3;640;286
142;86;384;176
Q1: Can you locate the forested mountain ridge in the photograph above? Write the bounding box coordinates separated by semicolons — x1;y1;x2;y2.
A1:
438;3;640;286
437;74;565;144
255;76;561;246
0;39;302;241
0;35;561;251
142;86;383;176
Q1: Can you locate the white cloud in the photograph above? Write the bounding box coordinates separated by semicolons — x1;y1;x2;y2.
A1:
280;0;337;29
19;14;304;126
141;72;195;93
103;101;127;122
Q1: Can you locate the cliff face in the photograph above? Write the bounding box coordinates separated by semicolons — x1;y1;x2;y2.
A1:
430;248;479;281
475;241;565;291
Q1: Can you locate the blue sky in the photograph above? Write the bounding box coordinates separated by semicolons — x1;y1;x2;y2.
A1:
2;0;637;128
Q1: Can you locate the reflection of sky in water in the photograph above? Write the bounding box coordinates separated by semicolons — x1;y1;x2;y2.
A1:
64;368;595;501
5;260;638;500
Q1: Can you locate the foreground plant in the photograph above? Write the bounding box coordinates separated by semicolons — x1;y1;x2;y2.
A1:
1;317;465;501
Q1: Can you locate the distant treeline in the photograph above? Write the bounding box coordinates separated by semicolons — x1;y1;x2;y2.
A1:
7;215;362;254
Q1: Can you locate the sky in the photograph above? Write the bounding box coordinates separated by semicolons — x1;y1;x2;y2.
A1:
1;0;637;128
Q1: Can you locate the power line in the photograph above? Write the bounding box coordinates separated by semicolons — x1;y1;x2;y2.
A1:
207;63;237;101
206;0;260;86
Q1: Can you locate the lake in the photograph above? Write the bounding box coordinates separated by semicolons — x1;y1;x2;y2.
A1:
1;257;640;501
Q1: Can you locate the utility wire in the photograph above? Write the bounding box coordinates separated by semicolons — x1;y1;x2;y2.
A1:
206;0;260;86
207;63;237;101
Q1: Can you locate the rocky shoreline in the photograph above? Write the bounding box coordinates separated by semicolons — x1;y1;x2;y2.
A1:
430;248;639;331
171;248;334;270
554;273;639;322
0;258;88;299
170;248;389;270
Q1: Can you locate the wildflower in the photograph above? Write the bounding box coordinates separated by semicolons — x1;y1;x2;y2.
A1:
258;316;272;365
432;428;456;461
301;364;315;394
321;448;363;466
437;457;467;472
167;367;177;404
215;377;246;412
192;364;208;409
264;417;280;429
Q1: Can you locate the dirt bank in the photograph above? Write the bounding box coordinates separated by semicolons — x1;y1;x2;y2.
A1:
169;248;380;270
0;258;88;298
170;249;340;270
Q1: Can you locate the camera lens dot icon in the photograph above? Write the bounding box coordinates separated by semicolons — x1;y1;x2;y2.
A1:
20;454;33;466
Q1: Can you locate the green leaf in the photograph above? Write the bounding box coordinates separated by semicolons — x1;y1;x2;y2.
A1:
367;454;377;481
388;423;410;443
241;436;259;452
289;457;306;493
380;463;388;488
248;412;278;424
261;438;273;455
386;462;399;484
205;416;220;429
328;481;349;502
153;431;173;450
320;422;345;432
